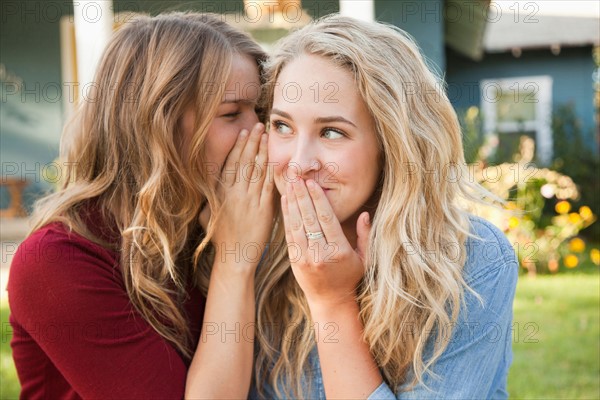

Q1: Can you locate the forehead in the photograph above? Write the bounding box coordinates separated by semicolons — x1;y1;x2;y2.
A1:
273;54;374;125
279;54;354;82
223;55;260;102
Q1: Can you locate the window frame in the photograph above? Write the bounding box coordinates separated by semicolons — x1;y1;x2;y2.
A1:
480;75;553;165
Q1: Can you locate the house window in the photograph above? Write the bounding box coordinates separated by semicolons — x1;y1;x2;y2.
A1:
480;75;553;165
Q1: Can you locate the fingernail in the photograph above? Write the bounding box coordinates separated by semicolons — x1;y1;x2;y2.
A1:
240;129;249;138
364;213;370;225
306;180;315;190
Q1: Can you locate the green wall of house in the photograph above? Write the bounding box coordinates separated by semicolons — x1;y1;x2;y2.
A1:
376;0;445;73
446;46;597;150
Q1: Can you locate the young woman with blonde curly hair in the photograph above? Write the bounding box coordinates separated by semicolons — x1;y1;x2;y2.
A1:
251;15;518;399
8;12;274;399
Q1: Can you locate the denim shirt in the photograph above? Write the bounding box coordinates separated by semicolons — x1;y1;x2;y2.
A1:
250;216;519;399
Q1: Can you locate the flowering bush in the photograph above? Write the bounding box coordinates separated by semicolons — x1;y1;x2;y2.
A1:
461;107;598;275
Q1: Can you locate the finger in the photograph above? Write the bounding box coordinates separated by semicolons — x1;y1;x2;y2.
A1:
281;194;301;262
222;129;249;186
355;211;371;264
305;179;345;246
281;194;290;240
286;181;308;251
260;145;275;206
250;133;268;196
238;123;264;189
293;179;326;248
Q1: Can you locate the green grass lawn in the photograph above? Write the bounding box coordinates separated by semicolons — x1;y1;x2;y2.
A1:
1;274;598;399
508;274;600;399
0;303;20;400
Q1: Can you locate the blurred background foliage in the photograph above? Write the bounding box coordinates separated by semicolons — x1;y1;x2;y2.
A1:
460;103;599;276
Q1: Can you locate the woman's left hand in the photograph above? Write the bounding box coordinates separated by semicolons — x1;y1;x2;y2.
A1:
281;178;372;310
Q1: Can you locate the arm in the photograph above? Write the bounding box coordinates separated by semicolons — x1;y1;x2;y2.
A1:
310;300;383;399
184;260;256;399
185;123;274;398
281;179;382;398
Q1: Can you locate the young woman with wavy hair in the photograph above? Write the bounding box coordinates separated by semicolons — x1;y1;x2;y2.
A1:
8;12;274;398
251;15;518;399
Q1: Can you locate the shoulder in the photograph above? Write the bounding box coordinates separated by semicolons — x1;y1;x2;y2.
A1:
8;223;122;315
10;222;119;273
462;215;519;286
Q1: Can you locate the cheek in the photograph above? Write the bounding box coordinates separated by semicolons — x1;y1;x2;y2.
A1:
354;152;381;195
205;122;238;167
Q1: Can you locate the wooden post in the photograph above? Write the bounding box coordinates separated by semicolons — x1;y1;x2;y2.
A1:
0;178;28;218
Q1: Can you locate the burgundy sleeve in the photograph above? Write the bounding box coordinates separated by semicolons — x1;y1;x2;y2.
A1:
8;226;189;399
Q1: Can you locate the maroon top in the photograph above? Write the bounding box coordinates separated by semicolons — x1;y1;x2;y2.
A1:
7;222;205;399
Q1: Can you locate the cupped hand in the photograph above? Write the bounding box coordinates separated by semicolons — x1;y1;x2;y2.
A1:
205;123;275;271
281;178;371;309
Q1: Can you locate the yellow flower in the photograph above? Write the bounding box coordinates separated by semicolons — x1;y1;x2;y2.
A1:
564;254;579;268
555;200;571;214
568;213;581;224
579;206;594;221
568;238;586;253
508;217;520;229
591;249;600;266
466;106;479;121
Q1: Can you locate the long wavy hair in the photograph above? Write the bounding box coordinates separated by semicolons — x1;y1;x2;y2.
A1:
30;12;266;359
255;15;490;396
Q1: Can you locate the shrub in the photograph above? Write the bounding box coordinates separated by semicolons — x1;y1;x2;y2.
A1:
458;104;599;275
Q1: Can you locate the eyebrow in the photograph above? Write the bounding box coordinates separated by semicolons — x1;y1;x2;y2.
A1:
271;108;357;128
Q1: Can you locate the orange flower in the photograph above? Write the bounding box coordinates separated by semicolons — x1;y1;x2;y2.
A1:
568;238;586;253
548;258;559;273
555;200;571;214
564;254;579;268
591;249;600;266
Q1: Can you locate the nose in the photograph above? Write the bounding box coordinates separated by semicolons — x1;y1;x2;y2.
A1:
287;136;322;182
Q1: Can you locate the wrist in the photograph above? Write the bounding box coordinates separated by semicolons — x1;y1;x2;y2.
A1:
212;241;264;271
210;259;257;287
307;296;360;321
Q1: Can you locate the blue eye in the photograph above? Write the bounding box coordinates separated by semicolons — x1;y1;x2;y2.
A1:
322;128;345;139
273;121;293;135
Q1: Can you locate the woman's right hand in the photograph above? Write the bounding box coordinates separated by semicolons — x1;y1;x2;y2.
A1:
207;123;275;272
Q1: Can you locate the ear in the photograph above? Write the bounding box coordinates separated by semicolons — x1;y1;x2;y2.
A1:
355;211;371;264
